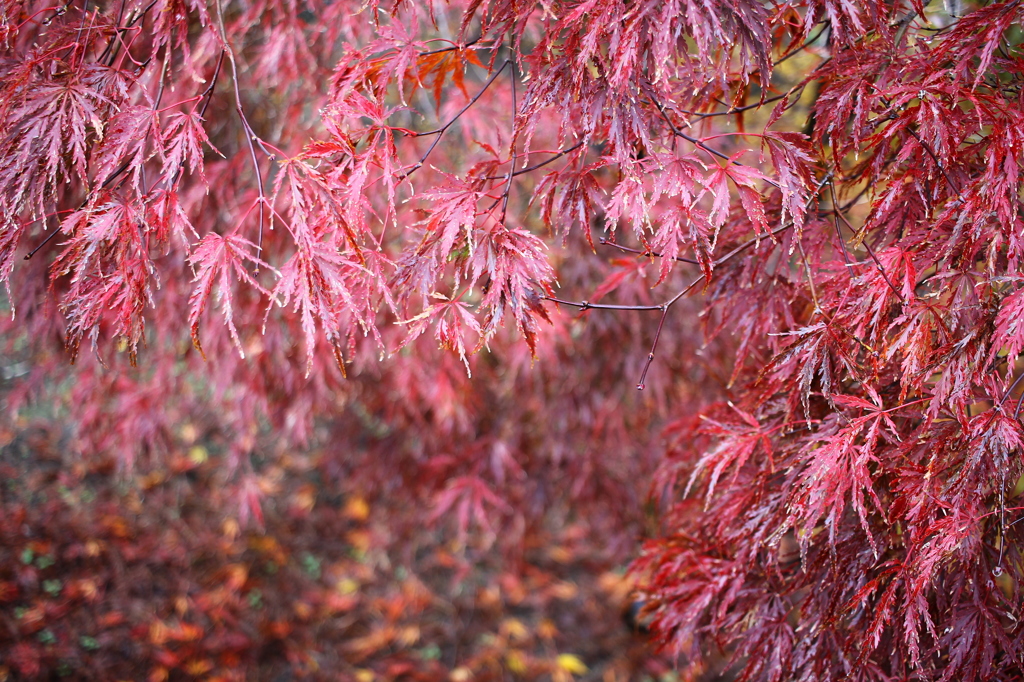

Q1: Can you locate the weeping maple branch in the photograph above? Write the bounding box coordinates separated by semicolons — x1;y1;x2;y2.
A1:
214;0;268;262
649;95;783;191
498;62;517;225
401;59;512;180
546;175;831;386
599;237;701;265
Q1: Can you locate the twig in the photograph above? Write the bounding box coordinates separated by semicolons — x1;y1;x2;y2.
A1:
418;37;481;56
906;127;963;199
24;221;64;260
499;63;517;225
635;273;710;390
838;184;871;213
998;369;1024;416
776;26;829;65
649;96;782;191
878;96;964;202
671;88;800;121
828;178;853;266
152;44;170;109
548;219;802;389
830;201;905;302
197;51;225;118
400;60;512;181
25;161;133;260
995;466;1008;575
863;240;904;303
547;175;832;386
214;0;267;263
599;238;701;265
797;239;821;313
41;0;73;26
637;305;670;390
99;0;160;65
541;296;664;312
482;141;585;180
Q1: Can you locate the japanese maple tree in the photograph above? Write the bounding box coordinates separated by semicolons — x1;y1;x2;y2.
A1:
2;0;1024;679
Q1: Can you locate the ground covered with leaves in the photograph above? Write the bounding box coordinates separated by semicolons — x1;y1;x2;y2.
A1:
0;418;686;682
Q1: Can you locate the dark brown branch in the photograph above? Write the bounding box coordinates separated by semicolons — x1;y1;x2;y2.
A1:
906;127;963;198
418;37;481;56
674;88;799;121
41;0;74;26
599;238;701;265
401;60;512;181
513;141;584;176
499;64;517;225
25;160;134;261
198;50;225;118
24;221;65;260
797;238;822;313
152;44;170;108
547;175;832;387
999;369;1024;417
637;305;669;390
862;241;904;302
634;272;710;390
828;179;853;266
100;0;160;66
878;96;964;202
215;0;266;263
649;96;782;191
830;200;904;302
482;141;585;181
542;296;664;312
776;26;829;65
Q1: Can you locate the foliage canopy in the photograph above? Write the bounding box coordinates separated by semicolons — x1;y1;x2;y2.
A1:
3;0;1024;679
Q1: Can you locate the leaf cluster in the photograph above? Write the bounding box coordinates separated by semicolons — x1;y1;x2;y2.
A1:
3;0;1024;680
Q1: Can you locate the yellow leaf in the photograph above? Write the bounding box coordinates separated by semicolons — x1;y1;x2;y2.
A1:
505;651;527;674
222;519;240;540
556;654;588;675
550;581;579;600
547;546;572;563
141;471;166;490
597;570;634;602
336;578;359;595
449;667;472;682
292;485;316;513
149;620;170;645
188;445;208;464
537;619;558;640
501;617;530;642
179;423;198;444
184;659;213;676
398;625;420;646
345;496;370;521
224;564;248;591
347;530;372;552
76;578;99;601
